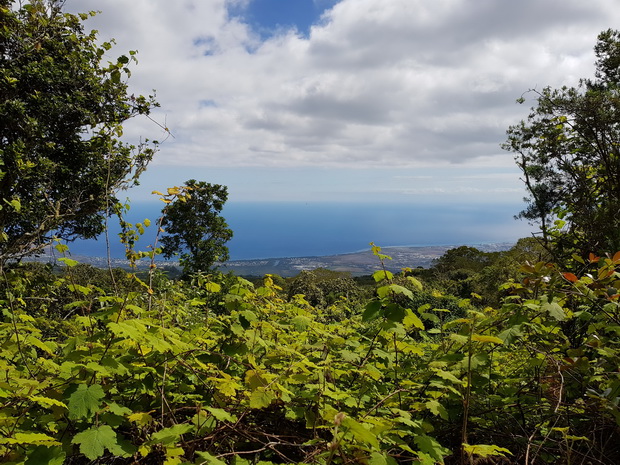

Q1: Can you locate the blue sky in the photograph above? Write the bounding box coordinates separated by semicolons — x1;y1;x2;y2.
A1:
230;0;338;38
61;0;620;255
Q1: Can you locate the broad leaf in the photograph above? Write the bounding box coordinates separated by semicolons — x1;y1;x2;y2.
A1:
25;446;65;465
149;423;195;446
72;425;131;460
471;334;503;345
67;384;105;420
463;443;512;458
249;388;276;409
342;417;379;448
542;299;566;321
372;270;393;283
363;300;382;321
403;309;425;330
195;451;227;465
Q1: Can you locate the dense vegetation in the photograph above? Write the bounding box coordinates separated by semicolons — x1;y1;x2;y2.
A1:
3;242;620;464
3;2;620;464
0;0;158;266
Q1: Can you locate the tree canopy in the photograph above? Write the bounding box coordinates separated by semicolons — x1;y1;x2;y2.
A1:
0;0;158;266
160;180;233;275
504;29;620;262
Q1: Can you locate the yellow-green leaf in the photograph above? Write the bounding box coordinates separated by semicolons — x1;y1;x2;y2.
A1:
463;444;512;458
128;412;154;426
0;432;60;446
249;388;275;409
404;309;425;330
471;334;503;344
195;451;227;465
342;417;379;449
29;396;67;410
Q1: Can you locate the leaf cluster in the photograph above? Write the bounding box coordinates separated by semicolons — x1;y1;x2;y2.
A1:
0;0;159;265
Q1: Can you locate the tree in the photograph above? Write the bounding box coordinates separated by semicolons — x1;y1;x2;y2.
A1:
503;29;620;262
160;180;233;275
287;268;361;307
0;0;158;267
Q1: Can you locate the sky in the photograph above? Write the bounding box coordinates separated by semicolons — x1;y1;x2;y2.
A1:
58;0;620;256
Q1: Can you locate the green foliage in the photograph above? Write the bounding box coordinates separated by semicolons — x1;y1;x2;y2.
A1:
504;29;620;262
3;235;620;464
67;384;105;420
0;0;159;265
160;180;233;276
287;268;365;308
72;425;132;460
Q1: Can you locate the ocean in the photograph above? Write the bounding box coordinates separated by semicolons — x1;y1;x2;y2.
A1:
65;201;535;260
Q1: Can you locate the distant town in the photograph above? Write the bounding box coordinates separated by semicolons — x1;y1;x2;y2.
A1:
28;242;514;277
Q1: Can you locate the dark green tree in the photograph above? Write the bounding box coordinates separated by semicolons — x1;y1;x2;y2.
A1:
503;29;620;262
0;0;158;267
287;268;362;307
160;180;233;275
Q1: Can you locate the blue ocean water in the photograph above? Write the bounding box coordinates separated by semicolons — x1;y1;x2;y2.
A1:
66;201;535;260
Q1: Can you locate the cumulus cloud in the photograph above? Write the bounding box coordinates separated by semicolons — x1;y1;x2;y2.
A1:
67;0;620;169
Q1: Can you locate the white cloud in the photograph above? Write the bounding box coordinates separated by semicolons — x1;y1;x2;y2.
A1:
65;0;620;173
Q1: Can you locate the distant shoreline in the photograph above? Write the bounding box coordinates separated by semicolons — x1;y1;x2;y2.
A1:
25;241;514;277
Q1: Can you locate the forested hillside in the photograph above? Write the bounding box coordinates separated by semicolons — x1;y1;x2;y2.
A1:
3;2;620;464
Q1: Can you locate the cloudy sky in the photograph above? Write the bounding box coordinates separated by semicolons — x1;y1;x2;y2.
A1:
65;0;619;206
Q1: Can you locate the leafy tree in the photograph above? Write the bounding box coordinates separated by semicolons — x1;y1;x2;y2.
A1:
432;246;495;274
503;29;620;262
287;268;363;308
0;0;158;267
160;180;233;275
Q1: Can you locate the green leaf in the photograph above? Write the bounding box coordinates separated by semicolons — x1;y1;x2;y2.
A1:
471;334;503;344
25;446;66;465
363;300;382;321
434;370;463;385
342;417;379;449
463;444;512;458
206;407;237;423
0;432;60;446
195;451;227;465
67;284;92;295
29;395;67;410
426;400;449;420
389;284;413;299
108;320;147;341
128;412;154;426
542;299;566;321
72;425;130;460
414;435;449;462
67;384;105;420
291;315;311;331
403;309;425;330
57;257;79;267
149;423;195;446
498;324;523;345
407;276;423;291
249;388;276;409
108;402;132;416
369;451;387;465
384;303;406;322
372;270;393;282
205;282;221;293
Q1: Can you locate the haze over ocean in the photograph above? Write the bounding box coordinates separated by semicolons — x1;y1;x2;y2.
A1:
66;202;535;261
